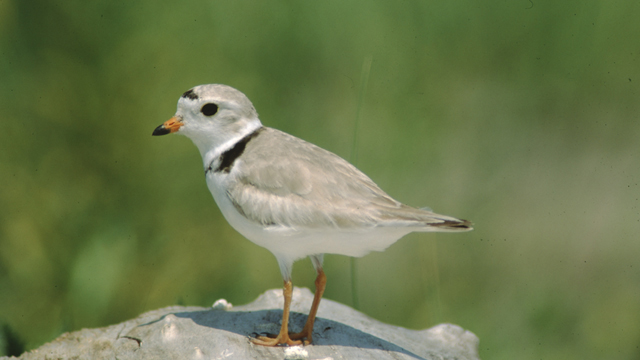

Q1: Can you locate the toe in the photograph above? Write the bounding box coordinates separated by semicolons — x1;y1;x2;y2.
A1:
251;334;302;347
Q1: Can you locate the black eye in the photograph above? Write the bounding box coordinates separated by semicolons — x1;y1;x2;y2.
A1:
201;103;218;116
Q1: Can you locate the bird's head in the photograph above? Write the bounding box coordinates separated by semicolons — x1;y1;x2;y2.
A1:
153;84;262;160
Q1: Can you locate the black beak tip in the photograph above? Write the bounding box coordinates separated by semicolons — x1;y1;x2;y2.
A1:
152;125;170;136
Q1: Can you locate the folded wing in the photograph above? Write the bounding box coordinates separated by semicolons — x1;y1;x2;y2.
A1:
226;128;472;232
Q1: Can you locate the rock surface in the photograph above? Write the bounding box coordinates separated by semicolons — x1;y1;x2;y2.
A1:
5;288;480;360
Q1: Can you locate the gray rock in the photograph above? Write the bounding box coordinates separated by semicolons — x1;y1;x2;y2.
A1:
6;288;480;360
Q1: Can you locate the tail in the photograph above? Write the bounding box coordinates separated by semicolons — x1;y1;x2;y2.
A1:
426;217;473;232
379;205;473;232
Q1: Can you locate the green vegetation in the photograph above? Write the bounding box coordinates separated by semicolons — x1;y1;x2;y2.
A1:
1;1;639;359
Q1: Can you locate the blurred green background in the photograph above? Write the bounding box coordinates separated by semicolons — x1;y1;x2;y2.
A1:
1;1;639;359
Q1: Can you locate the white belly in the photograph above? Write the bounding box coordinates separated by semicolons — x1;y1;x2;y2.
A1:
205;172;410;264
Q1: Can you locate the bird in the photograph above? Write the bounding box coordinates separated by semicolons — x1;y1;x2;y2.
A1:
152;84;472;346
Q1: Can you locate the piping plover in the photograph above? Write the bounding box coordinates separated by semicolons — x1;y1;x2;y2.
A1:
152;84;472;346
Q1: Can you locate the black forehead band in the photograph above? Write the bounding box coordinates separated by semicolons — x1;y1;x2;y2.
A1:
182;89;199;100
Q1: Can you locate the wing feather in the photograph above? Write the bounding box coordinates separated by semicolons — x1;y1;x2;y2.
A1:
225;127;471;231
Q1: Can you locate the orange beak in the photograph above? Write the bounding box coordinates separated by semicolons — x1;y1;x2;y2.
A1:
152;116;183;136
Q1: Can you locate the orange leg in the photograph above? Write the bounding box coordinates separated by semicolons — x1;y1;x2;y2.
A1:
252;280;302;347
290;269;326;344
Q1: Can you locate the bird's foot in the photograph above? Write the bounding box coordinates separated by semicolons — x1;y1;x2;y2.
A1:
251;332;303;347
289;327;313;345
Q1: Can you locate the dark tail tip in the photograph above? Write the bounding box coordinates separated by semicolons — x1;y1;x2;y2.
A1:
436;219;473;231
